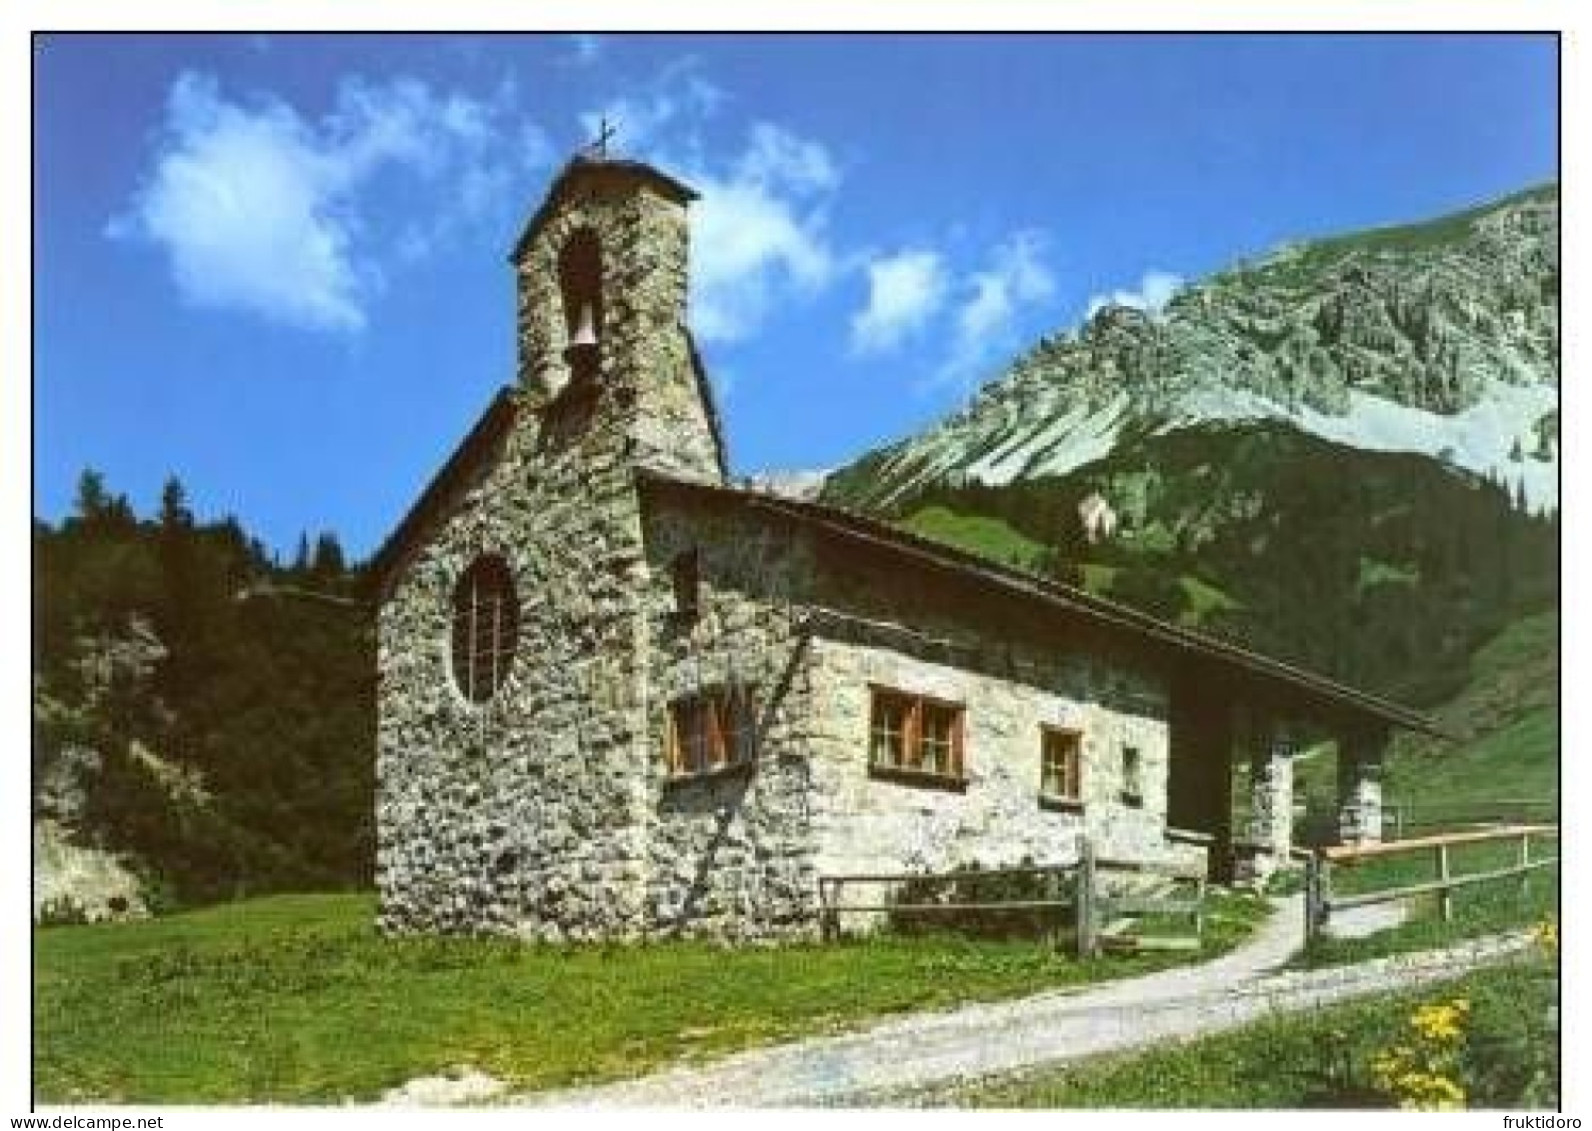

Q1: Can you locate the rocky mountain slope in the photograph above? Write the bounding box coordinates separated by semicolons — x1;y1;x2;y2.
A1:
33;485;373;918
823;184;1559;707
827;183;1558;512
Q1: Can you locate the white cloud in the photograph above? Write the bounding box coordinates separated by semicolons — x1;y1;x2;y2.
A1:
109;71;520;333
563;34;603;66
939;231;1057;385
734;122;838;196
1084;269;1183;321
578;63;841;346
578;59;724;154
686;164;834;344
684;125;839;344
850;249;948;355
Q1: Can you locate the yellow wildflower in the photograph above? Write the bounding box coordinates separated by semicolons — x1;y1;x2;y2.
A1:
1411;1001;1466;1043
1368;995;1473;1109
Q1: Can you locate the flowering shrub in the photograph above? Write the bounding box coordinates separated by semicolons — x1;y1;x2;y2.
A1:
1361;923;1559;1111
1369;997;1470;1110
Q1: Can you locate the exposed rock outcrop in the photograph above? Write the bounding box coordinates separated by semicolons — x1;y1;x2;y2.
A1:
826;184;1559;511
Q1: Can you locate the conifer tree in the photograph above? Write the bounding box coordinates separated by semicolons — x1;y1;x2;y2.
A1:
158;476;193;530
311;532;346;583
74;468;110;522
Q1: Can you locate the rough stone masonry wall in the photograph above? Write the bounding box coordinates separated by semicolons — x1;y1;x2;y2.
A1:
805;639;1178;883
375;411;654;940
377;174;721;941
638;499;823;940
516;177;722;483
637;495;1200;939
791;547;1187;884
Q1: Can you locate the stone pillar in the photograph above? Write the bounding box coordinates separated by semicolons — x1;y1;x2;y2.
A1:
1248;724;1296;870
1337;727;1387;845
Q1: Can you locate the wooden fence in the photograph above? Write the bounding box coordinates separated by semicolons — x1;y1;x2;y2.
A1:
1381;799;1558;840
1304;823;1559;940
817;837;1206;957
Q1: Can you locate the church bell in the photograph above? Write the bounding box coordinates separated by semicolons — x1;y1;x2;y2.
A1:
570;303;599;349
563;301;600;379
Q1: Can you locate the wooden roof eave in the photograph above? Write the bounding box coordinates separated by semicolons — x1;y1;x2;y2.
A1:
635;468;1440;737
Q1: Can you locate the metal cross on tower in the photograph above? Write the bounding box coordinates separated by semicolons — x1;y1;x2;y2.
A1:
588;116;617;158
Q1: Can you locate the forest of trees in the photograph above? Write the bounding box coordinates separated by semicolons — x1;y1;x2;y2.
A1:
32;428;1558;908
33;470;374;907
898;425;1558;708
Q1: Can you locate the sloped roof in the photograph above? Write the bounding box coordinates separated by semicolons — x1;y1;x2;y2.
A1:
369;387;520;588
636;468;1440;736
369;372;732;591
509;154;699;265
370;395;1436;736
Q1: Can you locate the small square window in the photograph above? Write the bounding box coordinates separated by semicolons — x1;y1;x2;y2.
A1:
868;687;965;784
1041;727;1083;803
666;687;756;778
671;549;700;622
1120;745;1143;807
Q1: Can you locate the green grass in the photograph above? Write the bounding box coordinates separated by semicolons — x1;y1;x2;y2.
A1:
950;954;1557;1108
1384;610;1558;818
35;888;1270;1104
1300;839;1558;968
1176;575;1239;625
1389;710;1557;817
1292;611;1557;831
1078;562;1119;594
1120;520;1177;555
899;505;1046;570
1356;555;1420;595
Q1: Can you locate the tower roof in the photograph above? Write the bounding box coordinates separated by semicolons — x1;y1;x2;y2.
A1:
508;153;699;264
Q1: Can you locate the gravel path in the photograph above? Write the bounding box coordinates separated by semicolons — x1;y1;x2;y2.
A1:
516;899;1534;1109
1327;897;1410;938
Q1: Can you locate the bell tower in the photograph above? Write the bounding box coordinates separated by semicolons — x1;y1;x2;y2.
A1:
376;147;735;943
508;149;726;485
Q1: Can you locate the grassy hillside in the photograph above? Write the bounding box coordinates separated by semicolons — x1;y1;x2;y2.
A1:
1292;610;1557;833
899;505;1046;570
1384;609;1557;818
884;425;1556;707
895;504;1242;628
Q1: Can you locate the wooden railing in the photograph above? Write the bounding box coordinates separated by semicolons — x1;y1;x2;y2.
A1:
1082;841;1207;956
1381;799;1558;840
1304;823;1559;940
818;836;1206;957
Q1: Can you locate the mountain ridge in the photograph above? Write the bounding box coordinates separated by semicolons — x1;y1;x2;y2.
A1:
826;182;1558;512
821;182;1559;709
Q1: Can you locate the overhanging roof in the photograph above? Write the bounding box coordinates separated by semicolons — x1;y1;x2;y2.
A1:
509;155;699;265
636;468;1440;737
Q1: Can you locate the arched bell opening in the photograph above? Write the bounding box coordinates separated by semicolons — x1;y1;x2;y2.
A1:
557;228;603;384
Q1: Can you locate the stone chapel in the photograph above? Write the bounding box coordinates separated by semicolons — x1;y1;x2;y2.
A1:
370;151;1434;941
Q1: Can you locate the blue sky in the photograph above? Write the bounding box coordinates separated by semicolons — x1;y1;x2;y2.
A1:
33;32;1558;560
